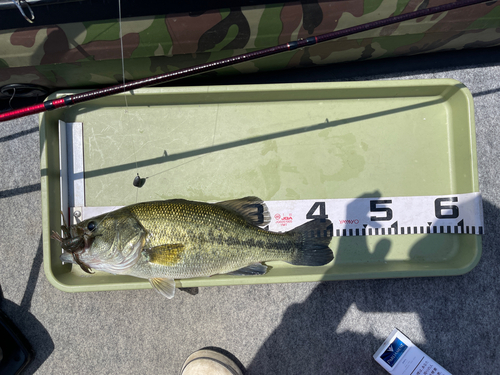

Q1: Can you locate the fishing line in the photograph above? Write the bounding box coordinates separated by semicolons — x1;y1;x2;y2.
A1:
144;155;207;179
7;87;15;110
118;0;128;110
117;0;141;197
140;105;220;182
212;105;219;147
138;106;223;183
61;0;139;257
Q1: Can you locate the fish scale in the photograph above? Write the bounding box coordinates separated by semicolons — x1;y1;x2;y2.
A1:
58;197;333;298
128;200;301;279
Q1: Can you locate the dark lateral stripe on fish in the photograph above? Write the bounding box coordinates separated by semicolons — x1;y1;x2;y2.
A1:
180;227;288;250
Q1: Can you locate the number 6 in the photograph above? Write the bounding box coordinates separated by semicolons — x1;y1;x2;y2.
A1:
434;197;459;219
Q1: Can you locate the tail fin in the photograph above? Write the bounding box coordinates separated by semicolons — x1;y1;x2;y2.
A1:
289;219;334;266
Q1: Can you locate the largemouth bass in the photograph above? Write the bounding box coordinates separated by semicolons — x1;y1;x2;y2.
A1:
52;197;333;298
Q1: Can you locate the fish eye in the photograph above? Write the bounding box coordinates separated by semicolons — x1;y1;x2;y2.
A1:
87;221;97;231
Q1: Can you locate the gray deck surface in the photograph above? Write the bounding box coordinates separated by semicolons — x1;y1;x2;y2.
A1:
1;50;500;374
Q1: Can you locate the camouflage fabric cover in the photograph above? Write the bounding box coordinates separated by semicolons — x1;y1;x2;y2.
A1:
0;0;499;92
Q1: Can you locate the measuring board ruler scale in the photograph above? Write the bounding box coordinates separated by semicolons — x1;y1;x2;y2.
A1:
58;121;483;238
265;193;484;236
74;193;484;238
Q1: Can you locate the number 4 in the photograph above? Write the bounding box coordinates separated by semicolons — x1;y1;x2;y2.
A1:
306;202;328;222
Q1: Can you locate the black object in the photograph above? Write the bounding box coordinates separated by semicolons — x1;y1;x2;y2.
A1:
0;84;49;100
179;287;199;296
133;174;146;188
0;84;49;113
0;308;34;375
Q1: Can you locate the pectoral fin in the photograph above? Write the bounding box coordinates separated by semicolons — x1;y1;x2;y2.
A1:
144;244;185;266
149;277;176;299
225;263;268;276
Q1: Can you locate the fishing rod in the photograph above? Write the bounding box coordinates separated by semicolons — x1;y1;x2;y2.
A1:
0;0;494;122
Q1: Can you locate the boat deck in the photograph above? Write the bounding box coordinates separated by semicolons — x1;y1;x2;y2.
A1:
1;48;500;374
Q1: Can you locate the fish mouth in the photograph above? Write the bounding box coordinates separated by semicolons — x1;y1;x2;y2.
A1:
58;235;96;274
51;212;96;274
57;233;94;261
60;249;94;274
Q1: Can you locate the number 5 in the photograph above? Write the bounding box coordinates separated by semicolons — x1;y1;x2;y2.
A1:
370;200;393;221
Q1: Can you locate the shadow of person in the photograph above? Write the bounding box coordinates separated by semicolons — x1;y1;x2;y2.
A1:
331;191;390;268
0;235;54;374
247;196;494;374
246;280;389;374
247;191;393;374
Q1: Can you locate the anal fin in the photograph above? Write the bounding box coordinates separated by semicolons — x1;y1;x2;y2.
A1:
225;263;268;276
149;277;176;299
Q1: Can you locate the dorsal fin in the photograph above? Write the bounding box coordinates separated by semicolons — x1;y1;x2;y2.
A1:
215;196;270;226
